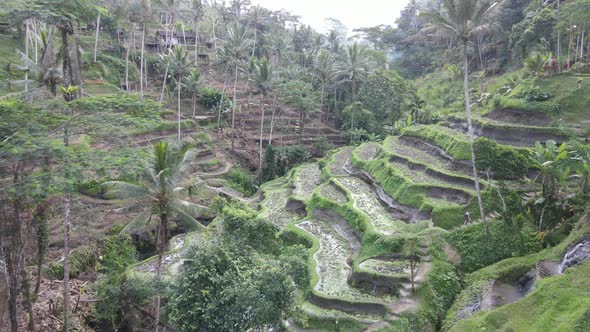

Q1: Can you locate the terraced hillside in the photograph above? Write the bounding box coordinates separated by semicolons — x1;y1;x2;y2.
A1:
126;108;584;331
129;105;584;331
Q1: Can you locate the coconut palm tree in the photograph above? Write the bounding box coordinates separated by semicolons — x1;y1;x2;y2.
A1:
185;68;201;117
169;46;192;144
219;23;253;149
191;0;204;62
131;0;153;98
339;42;371;129
314;49;339;112
103;142;209;331
422;0;504;233
252;58;275;170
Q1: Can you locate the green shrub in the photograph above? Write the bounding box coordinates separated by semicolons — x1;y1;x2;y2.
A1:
311;136;334;157
446;219;541;273
200;86;229;110
475;137;529;179
227;168;257;196
45;245;98;279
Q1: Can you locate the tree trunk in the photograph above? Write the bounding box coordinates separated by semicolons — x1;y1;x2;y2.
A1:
5;249;18;332
25;20;29;93
20;263;36;331
217;78;228;131
140;23;145;98
232;63;239;150
251;26;257;58
154;211;168;332
299;112;304;143
34;203;47;296
62;29;71;87
463;43;487;234
62;126;71;332
194;17;199;65
350;80;356;130
178;75;182;145
269;96;277;145
125;25;131;92
93;13;101;63
259;101;265;170
192;93;197;117
160;59;169;102
410;260;415;293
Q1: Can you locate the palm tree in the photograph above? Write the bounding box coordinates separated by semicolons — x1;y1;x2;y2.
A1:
133;0;152;98
170;46;192;144
191;0;204;62
422;0;504;233
186;68;201;117
252;58;275;170
103;142;208;331
314;49;338;112
220;23;253;149
339;42;371;129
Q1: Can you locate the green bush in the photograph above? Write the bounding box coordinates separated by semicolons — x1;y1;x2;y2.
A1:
475;137;529;179
45;245;98;279
200;86;229;111
227;168;257;196
311;137;334;157
446;219;541;273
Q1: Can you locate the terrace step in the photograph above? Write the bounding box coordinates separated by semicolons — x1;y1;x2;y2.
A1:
446;115;570;147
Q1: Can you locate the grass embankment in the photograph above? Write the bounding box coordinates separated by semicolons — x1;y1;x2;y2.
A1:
444;210;590;331
351;140;479;230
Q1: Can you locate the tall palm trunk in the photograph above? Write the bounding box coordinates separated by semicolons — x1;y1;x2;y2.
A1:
269;96;277;145
217;78;228;131
177;75;182;145
232;63;239;150
160;59;169;102
93;13;101;63
463;43;487;234
62;126;71;332
125;25;132;92
140;23;145;98
25;20;29;93
259;99;265;170
194;17;199;64
154;210;168;332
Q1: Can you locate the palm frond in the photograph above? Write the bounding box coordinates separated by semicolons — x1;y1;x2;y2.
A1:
103;181;150;200
122;208;154;235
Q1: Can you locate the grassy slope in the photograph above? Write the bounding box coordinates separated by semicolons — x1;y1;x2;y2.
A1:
445;209;590;331
450;262;590;332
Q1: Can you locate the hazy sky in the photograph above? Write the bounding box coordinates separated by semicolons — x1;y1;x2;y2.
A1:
251;0;410;33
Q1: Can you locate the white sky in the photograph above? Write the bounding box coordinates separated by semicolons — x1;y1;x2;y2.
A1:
251;0;409;34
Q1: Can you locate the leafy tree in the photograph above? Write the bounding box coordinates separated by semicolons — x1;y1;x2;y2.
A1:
402;237;421;293
261;144;277;182
357;70;409;134
422;0;504;234
103;142;208;330
169;207;295;332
